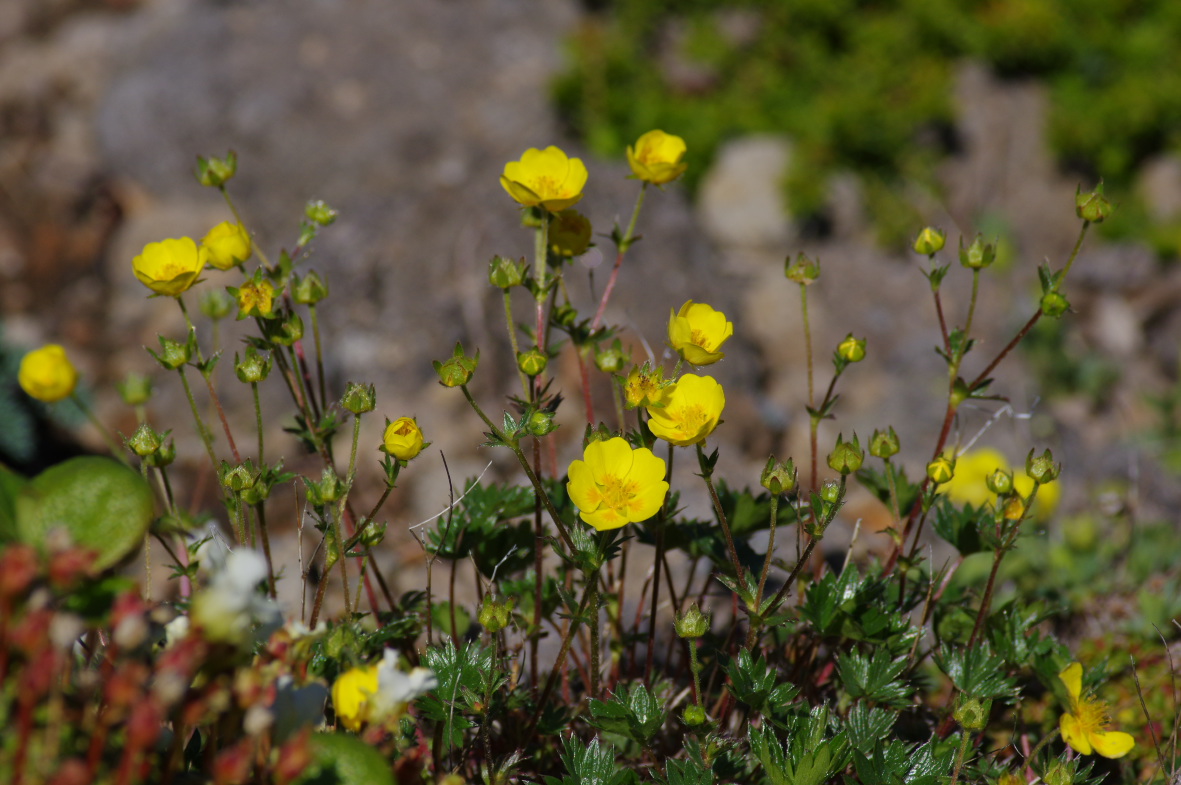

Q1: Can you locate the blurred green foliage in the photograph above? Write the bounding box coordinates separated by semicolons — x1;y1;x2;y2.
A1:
556;0;1181;231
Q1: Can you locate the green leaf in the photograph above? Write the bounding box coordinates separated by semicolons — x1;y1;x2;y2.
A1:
836;648;913;708
15;457;153;569
295;732;394;785
845;702;898;756
932;499;990;556
934;643;1018;700
543;735;638;785
0;464;27;543
725;649;799;716
588;682;666;747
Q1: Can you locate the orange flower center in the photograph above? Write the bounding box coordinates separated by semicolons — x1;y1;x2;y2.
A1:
690;328;712;350
591;474;640;518
1073;695;1110;735
671;404;709;436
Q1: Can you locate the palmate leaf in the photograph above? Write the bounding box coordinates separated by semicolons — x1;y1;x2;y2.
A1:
725;649;799;716
749;707;849;785
543;735;639;785
588;682;666;747
836;648;913;708
852;739;952;785
845;702;898;755
934;642;1018;700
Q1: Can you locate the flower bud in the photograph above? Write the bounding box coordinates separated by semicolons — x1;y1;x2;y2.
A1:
760;456;797;496
927;454;955;484
583;423;615;445
341;382;377;415
235;347;272;384
383;417;426;461
819;479;842;504
148;439;176;467
912;226;946;255
675;603;710;639
358;520;387;549
478;596;514;633
117;372;153;406
433;343;479;387
959;235;996;270
488;255;527;289
986;468;1013;495
196;151;237;187
953;696;990;731
266;311;304;346
233;278;275;320
150;335;192;371
526;410;558;437
869;427;900;459
1075;183;1112;223
1001;494;1027;522
128;423;166;457
292;271;329;305
200;289;234;321
304;199;338;226
202;222;252;271
784;252;820;284
836;334;866;364
549;209;592;257
517;348;548;378
221;461;260;493
682;705;707;726
305;468;345;505
1044;761;1075;785
18;344;79;403
827;433;864;476
1040;290;1070;319
1025;448;1060;484
594;339;628;374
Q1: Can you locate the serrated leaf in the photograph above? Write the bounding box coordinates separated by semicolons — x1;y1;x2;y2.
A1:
934;643;1017;700
845;703;898;755
836;648;912;707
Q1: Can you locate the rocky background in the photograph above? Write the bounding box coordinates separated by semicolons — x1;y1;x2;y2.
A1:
2;0;1179;610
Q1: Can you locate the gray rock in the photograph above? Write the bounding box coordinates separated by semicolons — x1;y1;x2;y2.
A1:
1138;154;1181;222
697;135;794;252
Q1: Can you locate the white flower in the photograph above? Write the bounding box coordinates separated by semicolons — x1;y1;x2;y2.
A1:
369;649;438;722
190;548;281;647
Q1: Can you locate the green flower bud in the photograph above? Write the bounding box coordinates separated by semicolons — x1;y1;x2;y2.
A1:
196;151;237;188
358;520;387;549
1044;761;1075;785
760;456;797;496
235;347;272;384
869;427;900;459
927;454;956;484
149;335;192;371
1025;448;1060;484
433;342;479;387
517;348;548;378
594;339;628;374
785;252;820;284
199;289;234;321
117;372;153;406
526;410;558;437
1075;183;1112;224
341;381;377;415
292;271;329;305
478;596;514;633
959;235;996;270
265;311;304;347
953;696;990;731
549;209;592;257
1040;290;1070;319
305;468;345;506
827;433;864;475
912;226;946;255
488;255;527;289
552;304;578;327
128;423;166;457
147;439;176;467
682;705;707;726
583;423;615;445
986;468;1014;495
819;479;841;504
221;460;260;493
836;334;866;364
675;603;710;639
304;199;338;226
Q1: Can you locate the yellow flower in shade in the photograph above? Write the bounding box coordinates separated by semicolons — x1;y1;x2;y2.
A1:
623;362;670;410
201;221;252;271
18;344;78;403
646;374;725;447
233;278;275;320
1058;662;1135;758
668;300;733;366
567;437;669;530
383;417;425;461
943;447;1060;521
500;146;588;212
549;209;592;257
132;237;208;296
332;664;379;732
627;130;688;185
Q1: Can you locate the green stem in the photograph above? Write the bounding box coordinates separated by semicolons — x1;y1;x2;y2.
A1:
533;212;551;356
748;494;780;647
219;186;272;270
310;305;328;408
948;729;974;785
591;183;647;331
254;504;277;599
688;639;704;708
176;367;219;474
252;382;264;466
962;269;981;346
800;283;815;490
589;569;601;700
503;290;530;396
697;442;743;580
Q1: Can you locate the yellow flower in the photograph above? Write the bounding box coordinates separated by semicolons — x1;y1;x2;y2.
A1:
332;664;379;732
234;279;274;319
627;130;688;185
623;362;670;410
567;437;669;530
943;447;1060;521
383;417;425;461
18;344;78;403
1058;662;1135;758
646;374;725;447
201;221;252;270
132;237;208;296
500;146;588;212
668;300;733;366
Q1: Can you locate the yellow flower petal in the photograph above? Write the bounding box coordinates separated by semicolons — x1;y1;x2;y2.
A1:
1061;712;1093;756
584;437;634;485
626;480;669;523
566;460;600;513
1059;662;1083;703
581;506;628;531
1089;730;1135;759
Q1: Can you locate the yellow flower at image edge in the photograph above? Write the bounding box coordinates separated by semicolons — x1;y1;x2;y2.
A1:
18;344;78;403
384;417;425;461
202;221;252;270
567;437;669;531
1058;662;1134;758
627;130;688;185
133;237;208;296
668;300;733;366
646;374;725;447
500;146;588;212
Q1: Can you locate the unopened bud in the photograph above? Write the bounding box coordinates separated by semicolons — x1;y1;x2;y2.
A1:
517;348;548;378
594;339;628;374
869;427;900;459
1075;183;1112;224
819;479;841;504
150;335;192;371
221;461;260;493
1025;448;1060;484
304;199;338;226
785;252;820;284
488;255;527;289
478;596;514;633
1040;290;1070;319
292;271;329;305
117;372;153;406
675;603;710;639
128;423;165;457
760;456;797;496
148;439;176;467
526;410;558;437
953;696;990;731
827;433;864;475
341;381;376;415
836;334;866;364
433;343;479;387
927;455;956;485
682;705;707;726
1001;495;1027;522
913;226;946;255
986;468;1013;495
235;347;272;384
200;289;234;321
196;151;237;188
549;209;592;257
959;235;996;270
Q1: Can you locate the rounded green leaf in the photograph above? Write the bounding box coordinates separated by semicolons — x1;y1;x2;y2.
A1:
15;456;153;569
0;464;27;544
295;732;394;785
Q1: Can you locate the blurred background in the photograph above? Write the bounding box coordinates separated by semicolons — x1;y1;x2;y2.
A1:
1;0;1180;610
